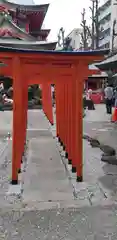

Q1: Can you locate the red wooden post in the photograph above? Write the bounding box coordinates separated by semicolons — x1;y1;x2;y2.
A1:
55;82;60;138
75;64;83;181
58;82;62;143
11;56;23;184
21;81;28;156
74;63;89;181
66;83;68;152
65;82;68;154
71;72;77;172
41;83;53;125
62;82;66;149
41;84;45;113
69;78;73;165
64;82;67;153
66;78;72;161
62;81;65;147
47;83;53;125
55;81;62;143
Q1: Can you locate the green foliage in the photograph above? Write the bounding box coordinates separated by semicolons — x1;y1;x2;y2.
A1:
63;37;73;51
0;76;42;105
2;77;12;89
28;85;42;104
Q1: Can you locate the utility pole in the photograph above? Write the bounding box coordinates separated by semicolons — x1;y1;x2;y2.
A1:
80;8;89;49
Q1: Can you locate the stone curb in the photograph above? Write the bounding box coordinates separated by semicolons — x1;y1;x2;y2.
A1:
0;199;116;212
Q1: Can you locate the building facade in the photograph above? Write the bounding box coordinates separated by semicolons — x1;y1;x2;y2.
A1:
98;0;117;50
98;0;111;49
66;28;82;50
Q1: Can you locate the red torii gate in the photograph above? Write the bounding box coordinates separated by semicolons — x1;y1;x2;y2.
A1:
0;47;108;184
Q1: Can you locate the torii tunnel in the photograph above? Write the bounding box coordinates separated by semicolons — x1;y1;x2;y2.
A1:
0;46;108;184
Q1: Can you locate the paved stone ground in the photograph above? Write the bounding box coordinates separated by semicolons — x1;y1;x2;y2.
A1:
83;104;117;150
0;109;117;239
0;205;117;239
82;105;117;203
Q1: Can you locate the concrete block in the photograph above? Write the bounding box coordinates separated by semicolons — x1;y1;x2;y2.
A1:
7;183;22;196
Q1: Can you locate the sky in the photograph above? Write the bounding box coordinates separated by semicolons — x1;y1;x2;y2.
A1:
34;0;105;41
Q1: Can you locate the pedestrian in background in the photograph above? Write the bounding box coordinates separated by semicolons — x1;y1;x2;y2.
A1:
104;83;113;114
0;81;4;93
113;87;117;107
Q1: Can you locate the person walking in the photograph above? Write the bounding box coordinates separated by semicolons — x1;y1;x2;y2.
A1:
104;84;113;114
111;87;117;122
0;81;4;93
114;87;117;107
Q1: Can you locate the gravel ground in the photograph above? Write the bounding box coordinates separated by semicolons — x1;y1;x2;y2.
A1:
0;205;117;239
0;138;24;207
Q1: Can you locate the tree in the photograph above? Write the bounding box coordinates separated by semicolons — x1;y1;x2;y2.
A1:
89;0;103;49
57;28;73;51
63;37;73;51
80;0;103;50
80;8;90;50
57;27;65;48
95;0;100;49
89;0;95;49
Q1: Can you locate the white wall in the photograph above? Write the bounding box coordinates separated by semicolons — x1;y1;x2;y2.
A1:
110;0;117;50
67;28;82;50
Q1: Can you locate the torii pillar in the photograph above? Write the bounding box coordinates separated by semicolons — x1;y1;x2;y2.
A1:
41;83;53;125
55;63;106;182
12;57;28;182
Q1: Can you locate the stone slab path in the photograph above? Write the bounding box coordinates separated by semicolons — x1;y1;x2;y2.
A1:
23;133;73;203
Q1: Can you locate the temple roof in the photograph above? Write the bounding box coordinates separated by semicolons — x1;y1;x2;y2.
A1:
30;29;50;39
95;53;117;71
0;0;49;11
0;47;109;55
8;0;35;5
0;1;49;32
0;16;50;40
0;39;57;50
0;15;35;40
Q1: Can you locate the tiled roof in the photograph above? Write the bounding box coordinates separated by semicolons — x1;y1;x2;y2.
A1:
7;0;35;5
